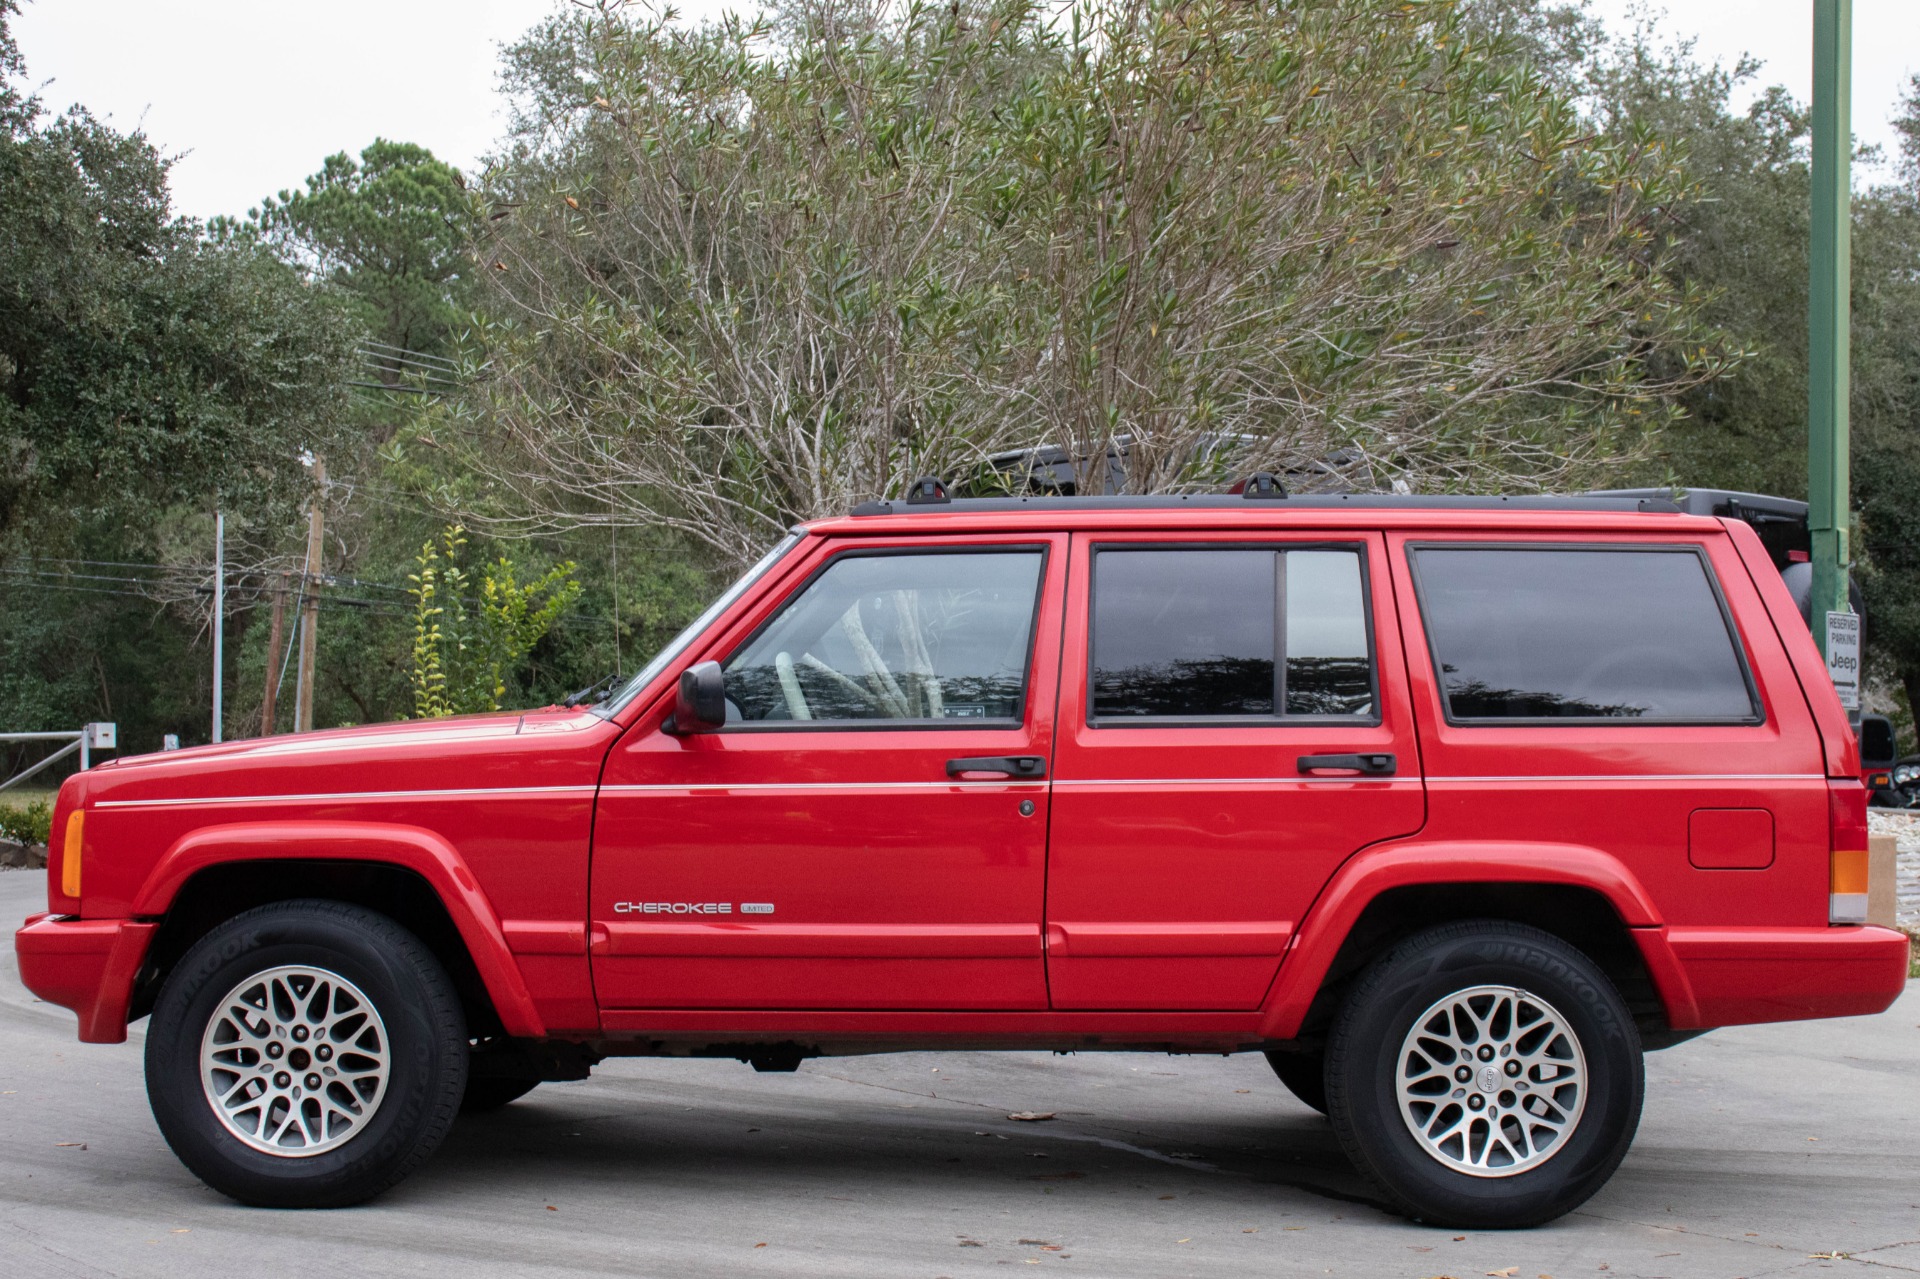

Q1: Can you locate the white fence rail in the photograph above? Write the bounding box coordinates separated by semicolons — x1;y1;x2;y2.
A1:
0;723;117;794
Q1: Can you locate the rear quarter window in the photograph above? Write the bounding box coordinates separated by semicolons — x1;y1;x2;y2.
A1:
1408;544;1761;724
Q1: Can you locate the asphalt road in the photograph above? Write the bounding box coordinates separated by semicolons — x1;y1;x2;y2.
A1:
2;869;1916;1279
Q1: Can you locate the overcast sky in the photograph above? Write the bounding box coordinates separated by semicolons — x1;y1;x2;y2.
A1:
11;0;1918;222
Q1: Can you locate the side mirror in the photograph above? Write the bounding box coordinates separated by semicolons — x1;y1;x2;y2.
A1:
1859;713;1897;771
674;661;727;732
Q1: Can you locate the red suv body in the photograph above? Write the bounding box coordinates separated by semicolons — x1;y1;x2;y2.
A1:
15;496;1909;1226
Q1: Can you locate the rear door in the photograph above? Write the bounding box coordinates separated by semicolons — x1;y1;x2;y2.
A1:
1389;530;1829;930
590;533;1067;1010
1044;531;1426;1010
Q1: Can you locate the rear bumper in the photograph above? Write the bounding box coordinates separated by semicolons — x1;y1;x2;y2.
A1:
1663;924;1910;1029
14;913;156;1044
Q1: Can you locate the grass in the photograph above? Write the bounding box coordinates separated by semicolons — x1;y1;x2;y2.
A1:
0;787;55;810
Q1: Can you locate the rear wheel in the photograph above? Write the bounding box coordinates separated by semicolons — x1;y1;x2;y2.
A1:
1263;1049;1328;1114
145;900;468;1208
1324;921;1643;1228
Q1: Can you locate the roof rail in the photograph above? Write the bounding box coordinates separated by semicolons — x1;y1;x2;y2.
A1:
848;489;1682;517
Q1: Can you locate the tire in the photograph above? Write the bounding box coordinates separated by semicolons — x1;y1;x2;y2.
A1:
1263;1049;1328;1115
1324;921;1643;1229
145;900;469;1208
461;1076;541;1113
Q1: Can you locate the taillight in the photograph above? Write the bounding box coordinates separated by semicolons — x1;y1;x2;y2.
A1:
1828;780;1869;925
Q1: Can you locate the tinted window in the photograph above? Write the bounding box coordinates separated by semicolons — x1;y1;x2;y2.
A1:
725;551;1043;723
1285;551;1373;715
1091;547;1373;719
1411;547;1758;722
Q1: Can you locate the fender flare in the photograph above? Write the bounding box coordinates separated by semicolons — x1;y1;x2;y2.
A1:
1257;840;1696;1040
136;820;546;1039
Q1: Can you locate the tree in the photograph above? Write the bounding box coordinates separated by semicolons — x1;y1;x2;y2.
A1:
243;139;477;377
0;0;356;753
445;0;1733;566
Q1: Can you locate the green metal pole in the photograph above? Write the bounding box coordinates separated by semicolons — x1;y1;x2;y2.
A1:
1809;0;1851;657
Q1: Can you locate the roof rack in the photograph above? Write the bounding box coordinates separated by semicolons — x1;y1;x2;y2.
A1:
849;486;1681;517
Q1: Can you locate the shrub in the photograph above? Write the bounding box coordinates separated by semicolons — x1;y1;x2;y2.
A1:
0;798;53;847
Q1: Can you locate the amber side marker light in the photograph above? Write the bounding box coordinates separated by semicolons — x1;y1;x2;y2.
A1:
60;809;84;900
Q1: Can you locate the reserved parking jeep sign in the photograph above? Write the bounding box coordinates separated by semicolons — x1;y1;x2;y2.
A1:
1826;610;1861;709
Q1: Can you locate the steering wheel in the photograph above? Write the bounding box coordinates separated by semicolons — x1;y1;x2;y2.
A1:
774;651;812;721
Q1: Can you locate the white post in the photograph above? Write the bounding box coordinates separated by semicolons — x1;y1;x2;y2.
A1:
212;510;224;744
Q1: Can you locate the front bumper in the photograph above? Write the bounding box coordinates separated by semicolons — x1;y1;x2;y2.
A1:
14;913;156;1043
1665;924;1911;1029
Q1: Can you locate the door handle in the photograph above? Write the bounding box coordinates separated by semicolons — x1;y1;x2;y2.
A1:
947;755;1047;779
1296;752;1396;776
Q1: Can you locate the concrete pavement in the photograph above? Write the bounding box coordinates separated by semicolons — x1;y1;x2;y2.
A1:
2;868;1915;1278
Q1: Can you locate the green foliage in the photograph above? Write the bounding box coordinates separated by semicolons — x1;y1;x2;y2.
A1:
236;139;477;366
455;0;1732;565
408;526;582;717
0;24;355;543
0;795;51;847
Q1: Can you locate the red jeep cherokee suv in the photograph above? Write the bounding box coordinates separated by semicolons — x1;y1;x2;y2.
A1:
14;491;1909;1227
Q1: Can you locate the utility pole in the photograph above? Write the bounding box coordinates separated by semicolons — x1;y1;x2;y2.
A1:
1808;0;1852;664
260;570;288;735
211;510;224;743
294;459;326;733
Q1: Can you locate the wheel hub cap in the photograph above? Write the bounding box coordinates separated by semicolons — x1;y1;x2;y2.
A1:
199;965;390;1158
1395;984;1587;1178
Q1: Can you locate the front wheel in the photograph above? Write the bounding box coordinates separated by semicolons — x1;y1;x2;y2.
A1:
1324;921;1643;1228
145;900;468;1208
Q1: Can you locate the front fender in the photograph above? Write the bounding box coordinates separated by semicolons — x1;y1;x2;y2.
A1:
1257;840;1696;1040
136;821;545;1039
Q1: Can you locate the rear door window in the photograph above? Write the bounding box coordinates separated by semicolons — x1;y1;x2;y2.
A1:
1090;546;1374;721
1408;545;1760;723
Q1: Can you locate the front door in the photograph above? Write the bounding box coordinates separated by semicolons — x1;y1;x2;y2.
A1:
1044;531;1426;1010
591;534;1066;1010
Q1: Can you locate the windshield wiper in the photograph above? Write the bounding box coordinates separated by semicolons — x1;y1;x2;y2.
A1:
562;671;624;709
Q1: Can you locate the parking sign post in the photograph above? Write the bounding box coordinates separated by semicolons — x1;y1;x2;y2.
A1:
1808;0;1852;657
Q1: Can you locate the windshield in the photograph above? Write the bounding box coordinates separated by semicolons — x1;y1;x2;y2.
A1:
594;534;803;716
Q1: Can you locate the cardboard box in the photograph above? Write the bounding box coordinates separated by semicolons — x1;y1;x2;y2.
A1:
1867;832;1898;930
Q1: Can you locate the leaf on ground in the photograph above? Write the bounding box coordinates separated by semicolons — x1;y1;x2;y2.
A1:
753;1243;767;1249
1008;1111;1056;1121
1488;1269;1519;1277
